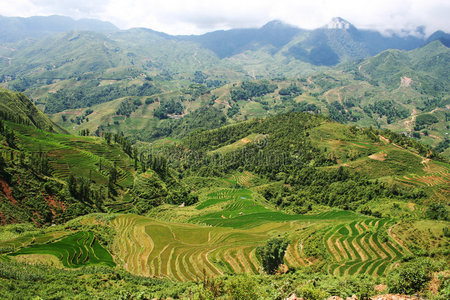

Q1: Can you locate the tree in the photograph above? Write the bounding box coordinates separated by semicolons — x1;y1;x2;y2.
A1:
67;174;77;198
0;155;6;176
425;203;448;220
256;237;289;274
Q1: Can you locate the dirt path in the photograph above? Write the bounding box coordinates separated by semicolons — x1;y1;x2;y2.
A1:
324;87;344;104
192;51;201;65
403;108;418;132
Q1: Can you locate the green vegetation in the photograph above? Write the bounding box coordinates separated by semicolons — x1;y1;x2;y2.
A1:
0;21;449;298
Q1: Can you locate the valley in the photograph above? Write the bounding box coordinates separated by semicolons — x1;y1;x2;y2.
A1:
0;13;448;299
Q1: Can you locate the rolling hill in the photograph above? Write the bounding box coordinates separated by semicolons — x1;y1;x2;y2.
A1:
41;41;450;158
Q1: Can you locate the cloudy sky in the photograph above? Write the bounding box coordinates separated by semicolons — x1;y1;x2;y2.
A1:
0;0;449;36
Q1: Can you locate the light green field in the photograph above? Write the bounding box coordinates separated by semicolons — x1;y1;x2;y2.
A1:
9;231;115;268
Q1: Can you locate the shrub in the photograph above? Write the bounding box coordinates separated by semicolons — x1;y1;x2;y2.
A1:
388;258;435;295
224;275;260;300
298;284;329;300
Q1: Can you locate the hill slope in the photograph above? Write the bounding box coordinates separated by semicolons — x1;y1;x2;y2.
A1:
44;41;449;157
0;87;60;132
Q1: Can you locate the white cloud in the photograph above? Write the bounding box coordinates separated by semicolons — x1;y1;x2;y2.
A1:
0;0;448;36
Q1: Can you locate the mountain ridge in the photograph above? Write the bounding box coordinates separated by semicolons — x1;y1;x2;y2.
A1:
1;14;447;66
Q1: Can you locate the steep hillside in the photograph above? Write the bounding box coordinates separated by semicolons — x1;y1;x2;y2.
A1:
0;88;199;225
0;87;61;132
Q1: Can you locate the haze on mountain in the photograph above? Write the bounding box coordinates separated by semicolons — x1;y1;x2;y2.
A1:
1;0;449;36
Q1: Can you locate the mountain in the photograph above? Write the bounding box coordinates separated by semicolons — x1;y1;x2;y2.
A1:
0;15;118;43
178;20;303;58
287;17;426;66
426;30;450;47
0;14;449;300
325;17;356;30
0;15;445;79
44;41;449;158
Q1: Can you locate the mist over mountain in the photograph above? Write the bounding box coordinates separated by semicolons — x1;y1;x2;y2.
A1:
0;15;118;43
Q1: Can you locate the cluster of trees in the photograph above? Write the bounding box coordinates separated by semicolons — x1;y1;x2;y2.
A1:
79;129;90;136
326;101;361;123
153;99;184;119
132;155;198;213
327;102;349;123
67;109;93;125
414;113;439;131
227;103;240;118
67;174;107;211
45;82;160;113
190;71;226;88
435;138;449;154
364;127;434;158
192;71;208;84
182;83;209;99
29;152;51;176
269;166;426;213
425;203;448;220
0;111;33;128
100;132;133;158
138;106;227;141
0;120;17;149
278;84;303;97
230;80;277;101
256;237;289;274
363;100;409;124
115;98;142;117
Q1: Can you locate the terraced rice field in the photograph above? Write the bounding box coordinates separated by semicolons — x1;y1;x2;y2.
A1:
192;189;360;229
9;231;115;268
324;219;409;276
111;189;410;281
396;161;450;187
111;214;269;281
11;123;134;187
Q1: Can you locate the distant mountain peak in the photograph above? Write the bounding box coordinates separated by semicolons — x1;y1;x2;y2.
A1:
326;17;354;30
261;20;293;29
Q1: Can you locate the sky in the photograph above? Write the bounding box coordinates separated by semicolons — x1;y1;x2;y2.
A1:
0;0;449;36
